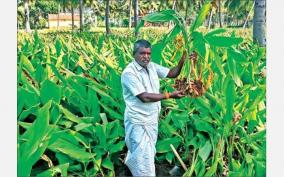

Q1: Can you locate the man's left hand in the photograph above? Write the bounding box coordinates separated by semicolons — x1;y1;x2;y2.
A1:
189;51;198;62
181;50;187;61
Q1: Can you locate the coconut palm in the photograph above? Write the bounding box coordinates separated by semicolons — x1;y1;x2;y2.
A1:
79;0;83;31
129;0;132;28
133;0;138;36
253;0;266;46
105;0;110;34
24;0;31;32
133;0;138;27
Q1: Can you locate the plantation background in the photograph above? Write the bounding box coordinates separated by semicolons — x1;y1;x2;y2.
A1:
17;0;266;177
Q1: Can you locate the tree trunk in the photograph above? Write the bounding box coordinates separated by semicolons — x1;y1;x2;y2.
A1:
71;5;74;31
207;8;213;29
172;0;177;10
79;0;83;32
133;0;138;36
24;0;31;32
57;3;60;30
128;0;132;28
94;16;97;27
62;0;66;13
105;0;110;35
243;1;255;28
218;0;223;27
185;0;189;25
253;0;266;46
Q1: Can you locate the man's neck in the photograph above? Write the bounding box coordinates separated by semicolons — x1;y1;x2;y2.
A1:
134;59;148;69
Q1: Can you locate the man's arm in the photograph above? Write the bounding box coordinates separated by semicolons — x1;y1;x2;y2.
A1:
167;51;197;78
136;91;185;103
166;51;186;78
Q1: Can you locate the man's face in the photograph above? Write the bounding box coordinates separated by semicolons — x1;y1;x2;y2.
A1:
134;47;151;67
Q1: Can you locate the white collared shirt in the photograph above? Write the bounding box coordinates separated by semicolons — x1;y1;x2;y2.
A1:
121;60;170;124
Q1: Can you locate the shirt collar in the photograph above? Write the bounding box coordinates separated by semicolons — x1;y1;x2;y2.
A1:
133;59;144;71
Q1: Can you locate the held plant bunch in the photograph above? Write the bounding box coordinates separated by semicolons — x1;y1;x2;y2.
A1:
135;0;243;98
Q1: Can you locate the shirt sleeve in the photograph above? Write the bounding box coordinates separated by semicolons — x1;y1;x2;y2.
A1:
153;63;170;78
121;72;146;96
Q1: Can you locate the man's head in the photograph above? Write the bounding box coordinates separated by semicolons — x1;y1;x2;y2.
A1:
133;39;151;67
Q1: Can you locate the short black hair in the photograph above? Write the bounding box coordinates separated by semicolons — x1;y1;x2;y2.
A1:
133;39;151;55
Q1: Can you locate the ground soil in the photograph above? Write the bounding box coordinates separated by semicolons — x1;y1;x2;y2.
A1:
115;163;184;177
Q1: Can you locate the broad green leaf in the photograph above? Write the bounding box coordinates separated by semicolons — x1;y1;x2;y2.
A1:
40;79;62;104
55;38;62;57
151;41;167;64
21;54;35;73
190;0;211;33
47;63;68;86
55;52;64;68
166;151;174;164
55;152;73;165
205;35;243;47
20;101;52;156
74;123;92;131
95;124;107;147
18;87;40;111
254;160;266;177
192;31;206;58
48;137;94;162
227;53;242;87
205;28;227;37
164;25;182;44
224;76;235;123
107;120;124;139
198;140;212;162
77;55;88;70
68;129;90;148
36;163;69;177
87;87;100;119
18;101;53;177
102;157;114;171
160;119;178;137
228;47;247;63
35;62;48;84
99;102;123;120
141;9;176;23
134;20;145;35
156;137;181;153
100;113;108;125
59;105;82;123
18;103;40;121
109;141;125;154
204;154;219;176
241;63;255;84
194;119;214;135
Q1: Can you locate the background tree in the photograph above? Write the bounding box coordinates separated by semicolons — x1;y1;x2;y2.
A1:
225;0;254;27
133;0;138;27
253;0;266;46
24;0;31;32
133;0;138;36
105;0;110;34
218;0;223;27
79;0;84;31
128;0;132;28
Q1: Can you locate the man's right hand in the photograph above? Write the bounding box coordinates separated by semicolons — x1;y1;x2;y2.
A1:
170;90;186;99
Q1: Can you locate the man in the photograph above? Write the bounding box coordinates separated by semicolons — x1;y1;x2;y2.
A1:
121;39;195;176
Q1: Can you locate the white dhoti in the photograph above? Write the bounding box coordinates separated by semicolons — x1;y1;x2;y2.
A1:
124;119;158;177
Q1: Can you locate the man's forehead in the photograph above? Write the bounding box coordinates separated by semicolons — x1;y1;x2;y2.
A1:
138;47;151;52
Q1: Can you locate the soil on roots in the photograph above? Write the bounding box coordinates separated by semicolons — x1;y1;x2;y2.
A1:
174;77;206;98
